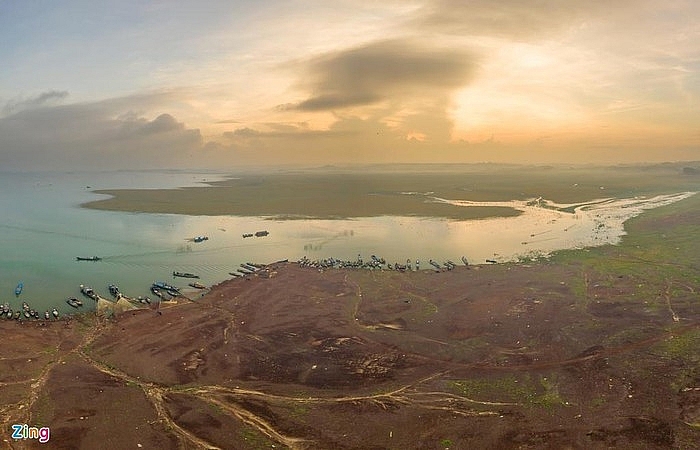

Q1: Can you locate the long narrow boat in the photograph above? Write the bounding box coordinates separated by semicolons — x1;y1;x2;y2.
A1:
15;282;23;296
173;271;199;279
76;256;102;261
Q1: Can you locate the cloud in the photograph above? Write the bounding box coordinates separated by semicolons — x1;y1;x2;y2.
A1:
287;39;478;112
2;90;69;116
0;94;210;170
414;0;642;40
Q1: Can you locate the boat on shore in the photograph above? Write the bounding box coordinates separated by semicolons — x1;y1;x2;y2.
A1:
15;282;23;296
173;271;199;279
76;256;102;261
188;282;206;289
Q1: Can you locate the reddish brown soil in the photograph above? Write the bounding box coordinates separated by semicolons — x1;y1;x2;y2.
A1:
1;256;698;449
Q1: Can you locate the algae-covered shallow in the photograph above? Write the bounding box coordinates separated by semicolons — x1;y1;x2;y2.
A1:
83;163;700;218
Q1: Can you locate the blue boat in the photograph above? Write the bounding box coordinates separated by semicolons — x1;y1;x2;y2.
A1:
15;282;23;296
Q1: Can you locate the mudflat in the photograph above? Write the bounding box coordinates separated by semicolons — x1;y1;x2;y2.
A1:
82;164;700;219
2;191;699;449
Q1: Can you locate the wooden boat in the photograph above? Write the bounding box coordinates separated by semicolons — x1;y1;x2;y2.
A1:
188;282;206;290
52;308;59;319
15;282;23;296
461;256;469;266
79;284;99;301
173;271;199;279
66;297;83;308
153;281;180;295
254;230;269;237
44;311;50;320
76;256;102;261
108;284;121;298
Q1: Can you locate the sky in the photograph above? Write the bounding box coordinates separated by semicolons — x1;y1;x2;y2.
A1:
1;0;699;170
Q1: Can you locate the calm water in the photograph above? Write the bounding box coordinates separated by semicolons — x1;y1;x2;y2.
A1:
0;170;687;316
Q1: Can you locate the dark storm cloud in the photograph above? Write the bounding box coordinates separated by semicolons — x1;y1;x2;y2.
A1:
289;39;477;111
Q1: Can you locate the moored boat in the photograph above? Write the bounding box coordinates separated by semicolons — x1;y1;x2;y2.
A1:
52;308;59;319
153;281;180;295
15;282;23;296
108;284;121;298
80;284;99;300
44;311;50;320
173;271;199;279
66;297;83;308
188;282;206;289
76;256;102;261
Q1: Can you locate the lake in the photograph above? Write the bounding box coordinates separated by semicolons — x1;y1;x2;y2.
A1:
0;169;693;316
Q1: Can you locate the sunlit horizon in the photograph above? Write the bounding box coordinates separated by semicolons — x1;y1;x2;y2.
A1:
1;1;698;170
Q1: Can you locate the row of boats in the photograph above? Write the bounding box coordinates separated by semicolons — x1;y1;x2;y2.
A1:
0;301;61;321
296;254;472;272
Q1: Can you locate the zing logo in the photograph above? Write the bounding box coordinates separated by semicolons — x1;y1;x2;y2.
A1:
11;424;50;444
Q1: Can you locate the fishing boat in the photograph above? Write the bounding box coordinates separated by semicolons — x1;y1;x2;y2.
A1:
79;284;99;301
108;284;121;298
173;271;199;279
15;282;23;296
52;308;59;319
461;256;469;266
254;230;269;237
136;296;152;304
5;309;12;320
192;236;209;243
242;233;253;238
188;282;206;290
153;281;180;295
76;256;102;261
44;311;50;320
66;297;83;308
